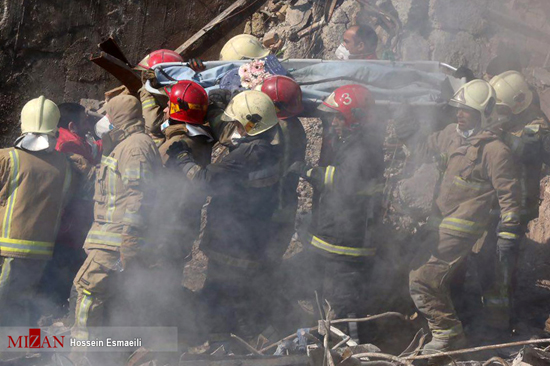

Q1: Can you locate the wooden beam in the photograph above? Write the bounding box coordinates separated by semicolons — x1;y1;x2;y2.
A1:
175;0;269;58
90;52;142;93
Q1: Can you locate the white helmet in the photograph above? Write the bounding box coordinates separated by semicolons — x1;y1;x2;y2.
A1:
449;80;497;128
221;91;279;136
21;96;60;136
219;34;271;61
489;71;533;115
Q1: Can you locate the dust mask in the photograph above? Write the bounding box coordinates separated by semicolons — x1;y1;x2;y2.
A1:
335;44;350;60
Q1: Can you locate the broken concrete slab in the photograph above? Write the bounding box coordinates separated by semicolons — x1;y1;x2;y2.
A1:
532;68;550;86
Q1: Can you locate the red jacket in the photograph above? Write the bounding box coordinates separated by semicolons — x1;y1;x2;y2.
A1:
56;128;101;164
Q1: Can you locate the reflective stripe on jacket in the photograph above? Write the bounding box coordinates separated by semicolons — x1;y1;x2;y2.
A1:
308;127;385;258
85;96;162;251
418;123;521;239
85;134;161;250
139;87;168;140
0;148;73;259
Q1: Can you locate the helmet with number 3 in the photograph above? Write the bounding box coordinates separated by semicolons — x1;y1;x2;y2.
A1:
318;84;374;127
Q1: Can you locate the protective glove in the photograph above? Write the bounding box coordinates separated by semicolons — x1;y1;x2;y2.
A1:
142;69;162;88
188;58;206;72
496;237;519;262
166;140;194;168
286;161;310;178
120;234;142;270
394;119;418;141
166;140;191;158
208;89;233;110
66;153;92;177
453;66;476;82
520;133;541;164
392;104;418;141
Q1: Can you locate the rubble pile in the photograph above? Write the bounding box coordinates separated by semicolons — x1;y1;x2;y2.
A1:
4;1;550;366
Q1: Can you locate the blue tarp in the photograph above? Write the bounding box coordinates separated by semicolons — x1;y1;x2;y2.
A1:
148;60;453;105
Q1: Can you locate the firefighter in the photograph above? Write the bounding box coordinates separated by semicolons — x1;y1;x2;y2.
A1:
72;95;161;341
0;96;74;326
336;25;378;60
134;81;214;343
475;71;550;333
165;90;283;337
396;80;522;353
219;34;271;61
287;85;385;326
137;49;184;146
260;75;306;261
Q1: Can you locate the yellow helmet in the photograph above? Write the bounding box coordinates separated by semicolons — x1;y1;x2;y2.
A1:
21;96;60;136
219;34;271;61
489;70;533;115
449;79;497;128
221;91;279;136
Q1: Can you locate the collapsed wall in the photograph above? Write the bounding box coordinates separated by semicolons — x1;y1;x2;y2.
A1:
0;0;242;147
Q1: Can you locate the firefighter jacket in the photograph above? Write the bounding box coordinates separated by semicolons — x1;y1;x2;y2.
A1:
84;96;162;252
139;87;168;146
0;147;73;260
274;117;307;224
501;105;550;223
305;127;385;259
418;123;522;240
152;123;214;262
159;124;214;167
171;127;283;269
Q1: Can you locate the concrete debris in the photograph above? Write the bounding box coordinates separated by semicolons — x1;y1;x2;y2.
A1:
263;31;281;48
512;346;550;366
533;68;550;87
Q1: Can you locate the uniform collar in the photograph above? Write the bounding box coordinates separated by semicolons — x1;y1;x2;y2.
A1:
14;133;57;152
164;123;214;142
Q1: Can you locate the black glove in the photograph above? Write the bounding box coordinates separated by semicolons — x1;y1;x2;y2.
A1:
394;118;418;141
166;140;194;169
286;161;310;178
166;140;190;157
393;104;418;141
453;66;476;82
188;58;206;72
208;89;233;109
496;237;519;262
521;133;541;164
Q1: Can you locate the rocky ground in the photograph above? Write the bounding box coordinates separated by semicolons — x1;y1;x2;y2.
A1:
3;0;550;362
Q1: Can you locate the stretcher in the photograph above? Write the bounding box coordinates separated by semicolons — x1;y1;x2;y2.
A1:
145;59;465;119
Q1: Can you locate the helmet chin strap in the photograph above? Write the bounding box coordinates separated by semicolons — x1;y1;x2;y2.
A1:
456;124;477;138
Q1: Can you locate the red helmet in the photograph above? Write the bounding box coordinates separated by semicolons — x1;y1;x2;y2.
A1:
167;81;208;125
318;84;374;127
261;75;304;119
137;49;183;70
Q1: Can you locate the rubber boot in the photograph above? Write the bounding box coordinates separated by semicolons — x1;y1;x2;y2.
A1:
544;315;550;334
422;334;467;365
